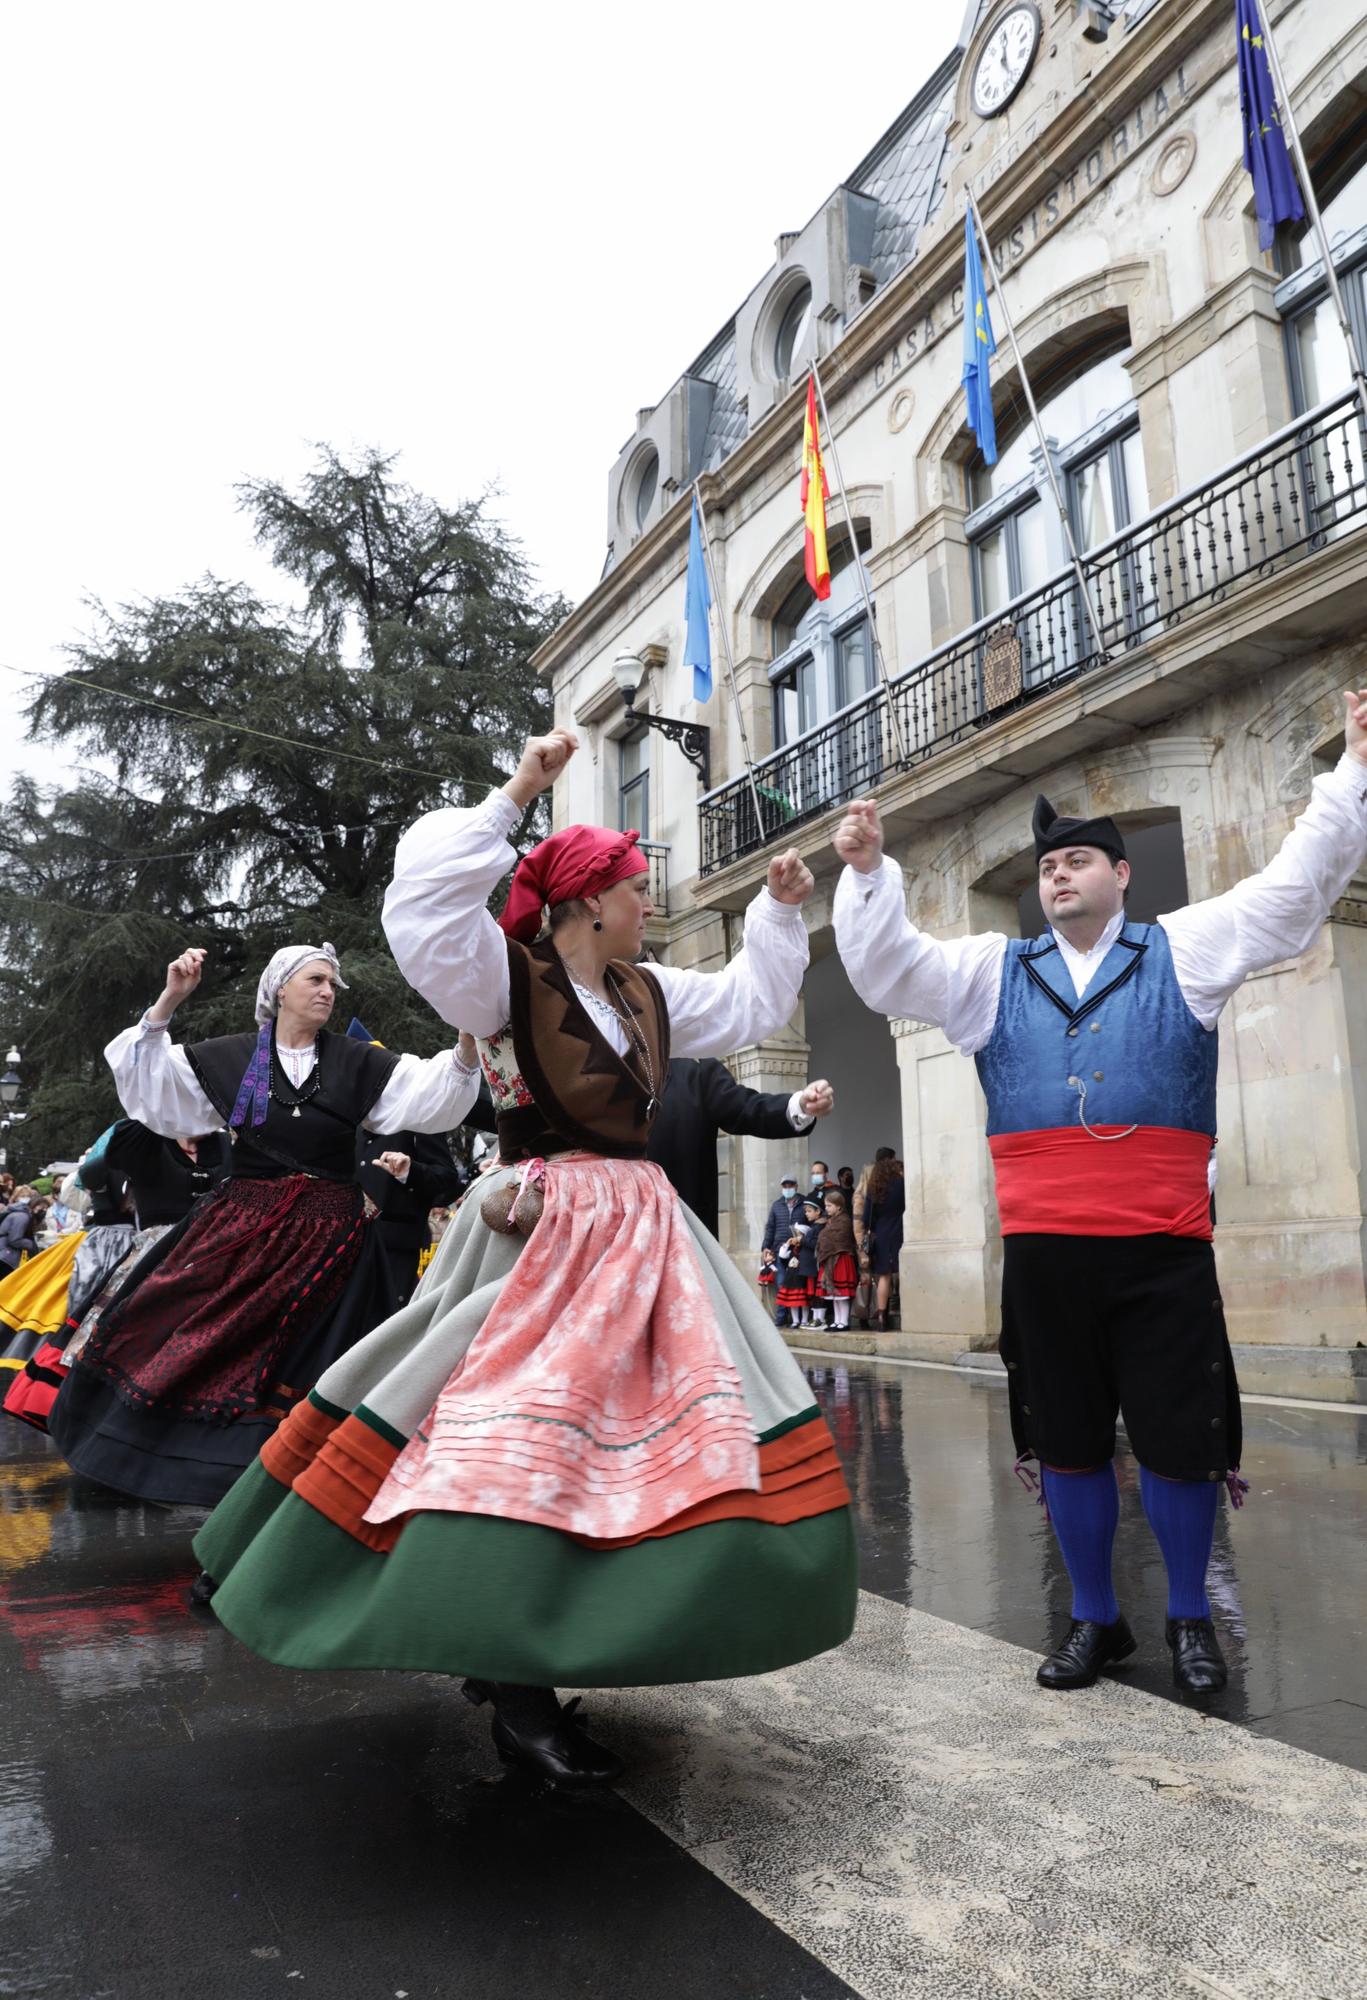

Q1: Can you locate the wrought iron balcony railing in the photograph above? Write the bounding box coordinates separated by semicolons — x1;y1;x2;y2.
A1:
640;840;670;917
699;390;1367;877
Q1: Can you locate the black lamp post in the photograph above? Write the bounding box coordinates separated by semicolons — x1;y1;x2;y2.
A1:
611;650;711;790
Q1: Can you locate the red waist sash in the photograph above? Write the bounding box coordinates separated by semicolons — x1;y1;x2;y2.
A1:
989;1125;1213;1239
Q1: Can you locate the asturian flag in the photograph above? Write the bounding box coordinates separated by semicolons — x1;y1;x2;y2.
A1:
962;209;998;465
1237;0;1305;251
682;494;713;705
801;373;831;601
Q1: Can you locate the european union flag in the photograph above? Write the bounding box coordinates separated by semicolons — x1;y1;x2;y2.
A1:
346;1017;374;1042
1238;0;1304;251
962;210;998;466
683;493;713;705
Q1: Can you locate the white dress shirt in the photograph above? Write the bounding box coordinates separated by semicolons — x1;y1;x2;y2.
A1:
106;1021;481;1142
834;752;1367;1054
380;788;810;1059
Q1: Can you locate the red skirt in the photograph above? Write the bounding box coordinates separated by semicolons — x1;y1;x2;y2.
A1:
822;1253;859;1299
776;1274;812;1309
3;1339;68;1429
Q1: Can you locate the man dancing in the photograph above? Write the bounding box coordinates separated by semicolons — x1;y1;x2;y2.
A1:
833;694;1367;1692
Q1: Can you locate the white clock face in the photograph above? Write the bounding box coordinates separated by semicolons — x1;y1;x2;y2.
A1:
972;5;1041;119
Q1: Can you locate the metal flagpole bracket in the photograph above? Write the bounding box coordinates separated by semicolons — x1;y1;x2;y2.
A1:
809;359;910;768
966;189;1111;668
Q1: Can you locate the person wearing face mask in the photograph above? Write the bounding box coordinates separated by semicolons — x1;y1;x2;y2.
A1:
805;1159;832;1214
762;1174;808;1326
832;695;1367;1699
48;942;479;1507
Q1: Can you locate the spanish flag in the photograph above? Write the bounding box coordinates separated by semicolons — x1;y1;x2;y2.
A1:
801;373;831;602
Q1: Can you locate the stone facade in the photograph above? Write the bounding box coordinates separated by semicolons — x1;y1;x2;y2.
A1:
532;0;1367;1398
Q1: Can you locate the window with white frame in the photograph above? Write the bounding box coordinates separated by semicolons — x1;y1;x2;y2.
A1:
768;537;875;749
965;345;1150;676
1276;131;1367;534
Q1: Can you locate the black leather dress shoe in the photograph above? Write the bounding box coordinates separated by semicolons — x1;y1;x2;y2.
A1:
1166;1617;1227;1693
462;1678;623;1788
187;1569;217;1609
1036;1615;1137;1689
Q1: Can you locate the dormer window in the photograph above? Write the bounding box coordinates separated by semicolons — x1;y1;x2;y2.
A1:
774;284;813;383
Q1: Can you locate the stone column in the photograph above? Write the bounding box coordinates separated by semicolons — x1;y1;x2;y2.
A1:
891;1014;998;1359
724;1033;813;1275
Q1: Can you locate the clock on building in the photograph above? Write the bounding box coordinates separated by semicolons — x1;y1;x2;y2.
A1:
971;4;1042;119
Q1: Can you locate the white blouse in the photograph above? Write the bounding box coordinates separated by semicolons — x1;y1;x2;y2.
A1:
380;788;810;1058
834;751;1367;1052
106;1021;481;1143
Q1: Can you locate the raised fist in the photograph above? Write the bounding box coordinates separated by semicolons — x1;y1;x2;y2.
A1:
799;1079;834;1120
1344;690;1367;768
833;799;884;875
505;728;579;808
767;847;814;907
163;948;207;1005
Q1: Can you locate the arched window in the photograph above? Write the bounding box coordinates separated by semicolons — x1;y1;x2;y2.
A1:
964;342;1148;667
768;534;873;749
632;449;659;532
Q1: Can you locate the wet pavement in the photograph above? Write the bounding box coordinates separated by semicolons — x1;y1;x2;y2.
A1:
1;1358;1365;1997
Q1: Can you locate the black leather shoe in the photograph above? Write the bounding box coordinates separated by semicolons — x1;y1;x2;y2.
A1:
1166;1616;1227;1693
187;1569;217;1609
463;1679;623;1788
1036;1615;1137;1689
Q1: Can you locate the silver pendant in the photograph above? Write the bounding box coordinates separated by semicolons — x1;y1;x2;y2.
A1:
645;1096;658;1119
292;1105;302;1118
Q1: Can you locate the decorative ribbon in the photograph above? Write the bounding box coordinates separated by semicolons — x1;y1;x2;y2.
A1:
229;1022;273;1130
1226;1468;1251;1510
508;1156;546;1231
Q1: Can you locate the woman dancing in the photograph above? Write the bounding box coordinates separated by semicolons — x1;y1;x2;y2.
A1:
194;730;857;1788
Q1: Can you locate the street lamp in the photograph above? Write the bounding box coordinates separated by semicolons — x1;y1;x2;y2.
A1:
611;649;711;790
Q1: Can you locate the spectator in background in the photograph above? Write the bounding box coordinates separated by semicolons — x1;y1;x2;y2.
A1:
805;1159;831;1213
762;1174;808;1327
837;1166;855;1200
0;1189;38;1273
816;1191;859;1331
865;1154;906;1333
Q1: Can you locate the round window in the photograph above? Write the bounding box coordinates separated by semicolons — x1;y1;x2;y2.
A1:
774;283;812;382
633;449;659;531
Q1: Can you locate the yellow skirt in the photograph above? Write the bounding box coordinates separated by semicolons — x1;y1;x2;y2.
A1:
0;1232;86;1362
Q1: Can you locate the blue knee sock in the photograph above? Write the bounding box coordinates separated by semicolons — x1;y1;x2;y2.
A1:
1041;1464;1120;1625
1139;1467;1217;1620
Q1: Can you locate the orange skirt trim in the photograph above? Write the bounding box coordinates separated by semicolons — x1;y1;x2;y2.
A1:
258;1400;849;1555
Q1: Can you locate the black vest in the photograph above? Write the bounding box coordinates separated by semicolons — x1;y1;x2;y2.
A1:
186;1030;399;1183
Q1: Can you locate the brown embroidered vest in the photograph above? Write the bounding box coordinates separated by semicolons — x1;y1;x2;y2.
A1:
492;937;670;1161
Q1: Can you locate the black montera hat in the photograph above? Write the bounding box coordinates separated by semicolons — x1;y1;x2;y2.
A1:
1032;794;1126;863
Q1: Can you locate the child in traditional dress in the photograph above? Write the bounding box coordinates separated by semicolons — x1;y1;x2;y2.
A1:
816;1190;859;1331
796;1198;825;1328
774;1224;811;1327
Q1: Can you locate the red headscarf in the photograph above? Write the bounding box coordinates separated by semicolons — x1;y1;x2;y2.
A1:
498;824;649;943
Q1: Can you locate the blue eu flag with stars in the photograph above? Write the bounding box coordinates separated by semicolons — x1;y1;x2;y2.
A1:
962;210;998;466
683;494;713;705
1238;0;1304;251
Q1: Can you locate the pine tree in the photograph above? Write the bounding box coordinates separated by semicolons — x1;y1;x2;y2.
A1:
0;447;563;1170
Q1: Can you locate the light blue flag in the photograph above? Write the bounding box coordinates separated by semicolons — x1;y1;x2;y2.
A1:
962;209;998;466
683;494;713;704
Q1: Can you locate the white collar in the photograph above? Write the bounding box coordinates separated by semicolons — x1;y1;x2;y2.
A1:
1051;909;1125;962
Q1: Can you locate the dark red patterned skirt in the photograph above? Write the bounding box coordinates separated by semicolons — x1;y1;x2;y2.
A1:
49;1176;379;1508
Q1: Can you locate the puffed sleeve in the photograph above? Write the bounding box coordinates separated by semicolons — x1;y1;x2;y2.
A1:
104;1020;221;1139
381;790;522;1036
364;1048;482;1135
650;889;809;1058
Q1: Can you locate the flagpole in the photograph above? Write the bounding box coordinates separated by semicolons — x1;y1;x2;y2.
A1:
1253;4;1367;430
691;483;769;841
965;190;1111;665
808;359;910;765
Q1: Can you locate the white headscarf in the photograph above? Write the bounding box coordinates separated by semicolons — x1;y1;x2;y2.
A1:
253;943;348;1026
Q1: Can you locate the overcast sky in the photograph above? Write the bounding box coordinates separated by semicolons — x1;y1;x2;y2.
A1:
1;0;964;793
